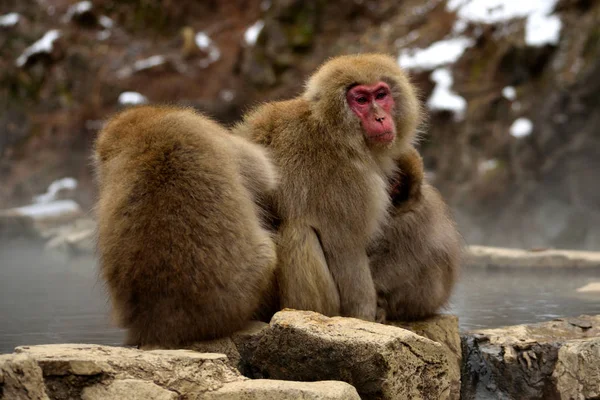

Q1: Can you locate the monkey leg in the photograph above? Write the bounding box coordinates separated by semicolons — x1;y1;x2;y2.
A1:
276;221;340;316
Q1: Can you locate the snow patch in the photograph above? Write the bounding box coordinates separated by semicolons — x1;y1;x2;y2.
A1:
447;0;561;46
195;32;221;67
0;12;20;27
133;55;166;71
219;89;235;102
64;1;92;21
427;68;467;119
244;20;265;46
502;86;516;100
16;30;61;67
398;37;474;71
99;15;114;29
34;178;78;204
478;159;499;174
15;200;81;219
118;92;148;106
510;117;533;138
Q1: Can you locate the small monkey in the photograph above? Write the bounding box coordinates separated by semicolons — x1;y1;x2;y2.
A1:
234;54;422;320
368;147;462;321
94;105;277;347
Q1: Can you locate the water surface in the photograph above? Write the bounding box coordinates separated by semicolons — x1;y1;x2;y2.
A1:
1;241;599;353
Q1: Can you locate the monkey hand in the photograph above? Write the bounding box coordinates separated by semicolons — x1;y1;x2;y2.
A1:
389;146;424;212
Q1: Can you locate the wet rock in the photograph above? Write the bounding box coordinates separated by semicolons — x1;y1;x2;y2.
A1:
467;245;600;268
0;353;49;400
553;337;600;400
246;310;452;400
14;344;242;398
461;315;600;400
202;379;360;399
391;314;462;399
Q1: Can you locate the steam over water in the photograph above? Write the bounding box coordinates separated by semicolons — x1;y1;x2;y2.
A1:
1;240;599;353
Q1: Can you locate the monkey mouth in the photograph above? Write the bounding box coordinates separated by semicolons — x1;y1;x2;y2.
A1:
369;131;395;143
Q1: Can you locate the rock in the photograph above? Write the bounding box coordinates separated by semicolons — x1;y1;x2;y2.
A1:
391;314;461;399
246;310;452;400
202;379;360;399
553;338;600;400
43;218;97;255
14;344;242;398
82;379;178;400
576;282;600;293
0;353;49;400
0;211;39;240
461;315;600;400
230;321;269;376
467;245;600;268
185;337;241;370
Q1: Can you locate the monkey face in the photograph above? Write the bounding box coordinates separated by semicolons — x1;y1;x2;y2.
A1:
346;82;397;146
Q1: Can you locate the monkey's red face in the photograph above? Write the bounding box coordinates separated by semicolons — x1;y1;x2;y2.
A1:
346;82;396;145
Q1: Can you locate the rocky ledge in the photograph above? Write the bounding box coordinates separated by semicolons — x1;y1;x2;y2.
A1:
3;310;600;399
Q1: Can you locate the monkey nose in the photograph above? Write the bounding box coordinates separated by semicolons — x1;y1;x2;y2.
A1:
376;116;385;122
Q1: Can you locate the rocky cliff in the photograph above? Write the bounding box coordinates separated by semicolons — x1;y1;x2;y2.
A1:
1;0;599;249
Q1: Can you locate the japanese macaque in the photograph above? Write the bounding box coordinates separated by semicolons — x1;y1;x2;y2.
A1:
233;54;422;320
93;106;277;348
368;147;462;321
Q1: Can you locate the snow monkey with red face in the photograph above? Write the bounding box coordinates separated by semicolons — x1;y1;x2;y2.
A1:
234;53;426;320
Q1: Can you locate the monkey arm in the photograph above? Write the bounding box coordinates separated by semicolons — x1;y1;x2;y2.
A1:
276;221;341;316
389;146;424;212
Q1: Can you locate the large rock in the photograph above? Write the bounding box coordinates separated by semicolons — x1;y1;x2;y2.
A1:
202;379;360;400
467;245;600;268
14;344;241;398
391;314;462;399
461;315;600;400
553;337;600;400
246;310;452;400
82;379;178;400
0;353;49;400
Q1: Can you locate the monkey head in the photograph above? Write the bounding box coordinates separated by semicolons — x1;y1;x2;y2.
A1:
303;53;422;153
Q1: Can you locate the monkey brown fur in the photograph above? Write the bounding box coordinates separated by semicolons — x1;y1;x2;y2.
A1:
368;147;462;321
234;54;422;320
94;105;277;347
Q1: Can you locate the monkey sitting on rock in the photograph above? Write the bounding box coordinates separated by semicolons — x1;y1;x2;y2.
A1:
368;146;463;322
94;106;277;348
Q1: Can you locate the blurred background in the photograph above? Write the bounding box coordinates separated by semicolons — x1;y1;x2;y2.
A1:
1;0;599;352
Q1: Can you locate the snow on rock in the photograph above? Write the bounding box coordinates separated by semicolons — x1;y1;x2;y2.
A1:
64;1;92;21
427;68;467;120
34;178;78;204
510;117;533;138
478;159;499;174
244;20;265;46
99;15;113;29
133;55;166;71
398;37;474;71
447;0;561;46
16;30;61;67
502;86;516;101
118;92;148;106
526;13;561;47
14;200;81;219
0;12;20;27
195;32;221;68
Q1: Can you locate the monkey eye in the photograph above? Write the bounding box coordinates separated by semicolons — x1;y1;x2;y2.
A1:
356;97;368;104
375;91;387;100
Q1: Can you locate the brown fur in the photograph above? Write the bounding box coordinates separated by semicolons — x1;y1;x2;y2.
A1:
94;105;277;347
233;54;422;320
368;148;462;321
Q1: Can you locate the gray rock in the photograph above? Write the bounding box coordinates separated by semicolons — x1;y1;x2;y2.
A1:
246;310;452;400
202;379;360;399
82;379;178;400
467;245;600;268
553;338;600;400
15;344;242;398
0;353;49;400
461;315;600;400
391;314;462;399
